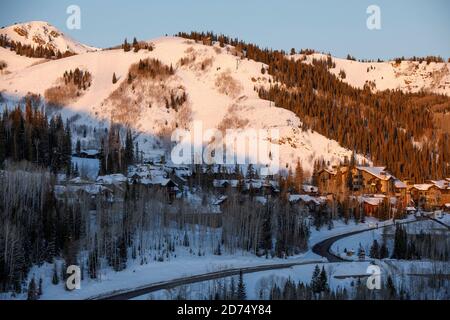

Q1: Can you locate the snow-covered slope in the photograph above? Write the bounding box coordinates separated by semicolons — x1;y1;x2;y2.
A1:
293;53;450;96
1;36;365;174
0;46;46;73
0;21;98;54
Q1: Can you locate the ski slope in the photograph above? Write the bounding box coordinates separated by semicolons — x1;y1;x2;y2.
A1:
293;52;450;96
0;25;367;174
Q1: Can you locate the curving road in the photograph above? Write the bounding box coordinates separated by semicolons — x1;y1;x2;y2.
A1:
312;219;422;262
90;260;323;300
92;219;423;300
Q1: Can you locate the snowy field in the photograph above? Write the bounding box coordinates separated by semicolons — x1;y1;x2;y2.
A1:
135;259;450;300
0;217;402;300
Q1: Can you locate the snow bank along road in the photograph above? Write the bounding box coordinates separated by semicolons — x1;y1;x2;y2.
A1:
91;219;424;300
89;260;323;300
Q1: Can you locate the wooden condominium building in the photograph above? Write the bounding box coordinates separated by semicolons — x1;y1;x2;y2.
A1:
409;179;450;210
318;165;450;211
317;165;408;207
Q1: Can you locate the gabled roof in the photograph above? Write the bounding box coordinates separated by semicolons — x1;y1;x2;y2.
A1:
213;179;239;188
289;194;324;205
139;177;178;187
318;168;337;175
394;180;407;189
411;184;435;191
356;166;393;181
358;196;385;206
430;180;450;190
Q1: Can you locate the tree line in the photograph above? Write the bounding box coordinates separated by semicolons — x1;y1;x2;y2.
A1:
99;124;134;175
0;34;75;59
0;98;72;174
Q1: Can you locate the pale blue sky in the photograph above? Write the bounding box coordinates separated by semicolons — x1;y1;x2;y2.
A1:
1;0;449;60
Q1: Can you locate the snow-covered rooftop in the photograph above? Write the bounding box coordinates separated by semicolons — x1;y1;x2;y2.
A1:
394;180;407;189
412;184;435;191
289;194;324;205
356;166;393;181
96;174;128;185
430;180;450;190
358;196;385;206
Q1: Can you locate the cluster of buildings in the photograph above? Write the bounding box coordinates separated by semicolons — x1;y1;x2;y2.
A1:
58;153;450;219
56;163;184;208
317;165;450;214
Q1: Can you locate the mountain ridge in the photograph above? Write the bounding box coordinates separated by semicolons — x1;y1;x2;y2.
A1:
1;22;449;179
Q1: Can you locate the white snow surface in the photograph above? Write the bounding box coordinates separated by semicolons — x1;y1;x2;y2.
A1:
0;21;98;54
0;217;400;300
0;29;369;174
292;53;450;96
0;47;47;74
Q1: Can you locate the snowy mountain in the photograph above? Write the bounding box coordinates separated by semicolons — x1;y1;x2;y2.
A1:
1;34;366;174
292;52;450;96
0;21;98;54
2;21;448;175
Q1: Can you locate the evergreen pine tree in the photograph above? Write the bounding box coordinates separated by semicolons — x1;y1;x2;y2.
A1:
369;239;380;259
237;270;247;300
379;242;389;259
319;266;329;293
123;38;131;52
27;277;38;300
311;265;321;294
52;263;59;285
392;224;407;259
38;278;43;296
76;139;81;156
294;159;304;193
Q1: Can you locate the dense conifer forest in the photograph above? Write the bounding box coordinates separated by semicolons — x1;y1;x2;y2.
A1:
178;32;450;182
